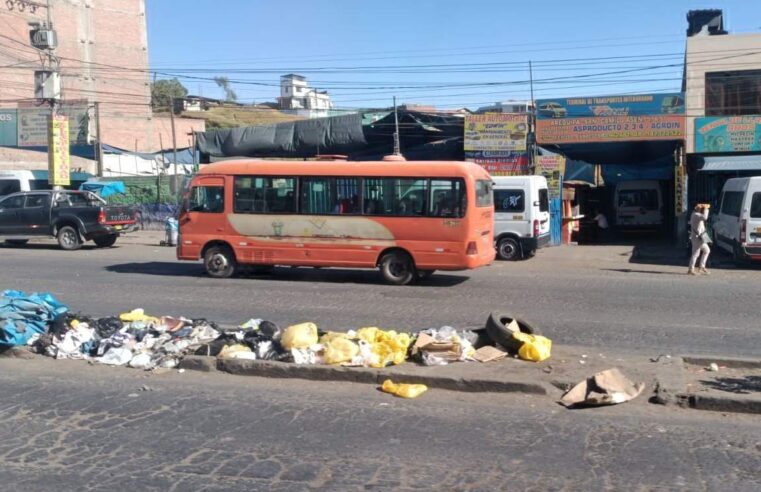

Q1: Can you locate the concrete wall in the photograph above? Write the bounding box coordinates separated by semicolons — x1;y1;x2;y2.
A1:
684;32;761;153
0;0;204;163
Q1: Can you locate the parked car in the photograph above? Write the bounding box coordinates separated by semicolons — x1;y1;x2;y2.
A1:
712;177;761;262
614;180;664;228
492;175;551;260
537;102;567;119
0;190;138;250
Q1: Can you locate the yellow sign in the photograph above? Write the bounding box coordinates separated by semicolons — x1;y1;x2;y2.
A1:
48;114;70;186
535;155;566;200
464;113;528;152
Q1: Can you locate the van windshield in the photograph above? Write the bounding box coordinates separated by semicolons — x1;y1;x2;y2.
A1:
618;189;658;210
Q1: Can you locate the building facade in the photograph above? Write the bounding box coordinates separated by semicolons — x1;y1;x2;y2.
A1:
0;0;203;173
278;74;334;118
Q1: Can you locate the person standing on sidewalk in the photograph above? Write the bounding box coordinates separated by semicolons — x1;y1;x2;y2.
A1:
688;203;711;275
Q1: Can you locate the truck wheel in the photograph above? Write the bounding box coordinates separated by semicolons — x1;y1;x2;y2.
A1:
497;237;521;261
204;245;237;278
94;235;118;248
379;251;415;285
4;239;28;247
57;226;82;251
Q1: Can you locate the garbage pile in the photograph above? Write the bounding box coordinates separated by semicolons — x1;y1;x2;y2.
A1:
2;289;553;370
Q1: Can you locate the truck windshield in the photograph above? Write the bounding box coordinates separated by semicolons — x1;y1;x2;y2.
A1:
618;190;658;210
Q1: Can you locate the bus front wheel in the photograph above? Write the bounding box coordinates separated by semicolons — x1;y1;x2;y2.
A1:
204;245;237;278
379;251;416;285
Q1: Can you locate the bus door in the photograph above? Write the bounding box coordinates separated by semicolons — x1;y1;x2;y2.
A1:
181;176;226;255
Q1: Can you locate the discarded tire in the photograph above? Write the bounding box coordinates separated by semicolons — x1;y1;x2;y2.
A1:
485;311;540;352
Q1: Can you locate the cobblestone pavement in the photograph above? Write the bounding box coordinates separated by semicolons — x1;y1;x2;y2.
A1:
1;357;760;491
2;236;760;356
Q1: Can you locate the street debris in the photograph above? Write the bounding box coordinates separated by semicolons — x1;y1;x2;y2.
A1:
707;363;719;372
560;368;645;408
3;292;561;377
381;379;428;399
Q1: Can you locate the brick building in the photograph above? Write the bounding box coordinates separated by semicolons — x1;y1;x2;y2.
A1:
0;0;203;174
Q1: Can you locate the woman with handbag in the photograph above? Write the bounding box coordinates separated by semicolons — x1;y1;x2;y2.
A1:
688;203;712;275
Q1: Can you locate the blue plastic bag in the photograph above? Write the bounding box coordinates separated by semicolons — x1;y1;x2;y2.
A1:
0;290;68;348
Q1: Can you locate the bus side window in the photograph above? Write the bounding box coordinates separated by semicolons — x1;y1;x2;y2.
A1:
190;186;224;213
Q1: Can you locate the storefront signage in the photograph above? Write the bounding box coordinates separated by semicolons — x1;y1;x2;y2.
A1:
0;109;17;146
466;150;529;176
695;116;761;153
535;155;565;200
464;113;528;152
48;115;71;186
535;92;685;144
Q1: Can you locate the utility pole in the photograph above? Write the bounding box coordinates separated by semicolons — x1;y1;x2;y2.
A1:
95;102;103;177
169;96;178;194
392;96;400;155
529;60;537;174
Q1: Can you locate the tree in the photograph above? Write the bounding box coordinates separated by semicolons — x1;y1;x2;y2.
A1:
214;76;238;103
151;78;188;110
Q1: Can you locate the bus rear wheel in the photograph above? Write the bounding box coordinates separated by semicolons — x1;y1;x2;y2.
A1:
379;251;416;285
204;245;237;278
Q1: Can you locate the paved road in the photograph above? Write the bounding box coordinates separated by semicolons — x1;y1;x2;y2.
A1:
1;357;760;491
1;235;759;357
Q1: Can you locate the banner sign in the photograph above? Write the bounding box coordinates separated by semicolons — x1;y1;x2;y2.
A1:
535;93;685;144
535;155;565;200
48;115;71;186
536;93;684;120
0;109;17;146
464;113;528;152
695;116;761;153
17;103;89;147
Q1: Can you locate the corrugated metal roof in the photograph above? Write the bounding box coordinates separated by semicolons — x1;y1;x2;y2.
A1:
701;155;761;172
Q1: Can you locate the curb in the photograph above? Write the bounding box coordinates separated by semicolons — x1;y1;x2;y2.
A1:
682;355;761;369
179;356;550;395
683;393;761;415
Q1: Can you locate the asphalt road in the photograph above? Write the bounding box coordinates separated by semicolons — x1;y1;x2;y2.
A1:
1;357;760;491
1;234;760;357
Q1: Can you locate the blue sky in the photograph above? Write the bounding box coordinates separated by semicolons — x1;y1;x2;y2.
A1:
146;0;761;109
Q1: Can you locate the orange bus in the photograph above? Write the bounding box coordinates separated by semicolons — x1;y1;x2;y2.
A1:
177;157;495;285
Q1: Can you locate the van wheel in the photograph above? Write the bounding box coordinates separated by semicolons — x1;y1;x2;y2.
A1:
57;226;82;251
204;245;237;278
379;251;416;285
497;237;521;261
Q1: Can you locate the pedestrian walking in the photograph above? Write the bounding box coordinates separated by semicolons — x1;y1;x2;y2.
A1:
688;203;711;275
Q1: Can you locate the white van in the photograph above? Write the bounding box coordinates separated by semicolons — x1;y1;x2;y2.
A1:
492;175;551;260
0;170;91;197
712;177;761;262
614;180;664;228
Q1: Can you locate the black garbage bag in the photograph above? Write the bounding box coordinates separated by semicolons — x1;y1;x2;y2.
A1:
191;318;219;330
95;317;122;339
258;320;281;340
194;338;236;357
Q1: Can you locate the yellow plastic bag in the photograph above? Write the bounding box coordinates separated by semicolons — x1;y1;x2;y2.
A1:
381;379;428;399
119;308;160;325
323;337;360;365
357;327;411;368
513;332;552;362
281;322;319;350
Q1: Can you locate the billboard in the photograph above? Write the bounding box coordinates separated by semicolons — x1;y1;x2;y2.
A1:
0;109;16;146
535;92;686;144
17;103;89;147
464;113;528;152
695;116;761;153
48;115;71;186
